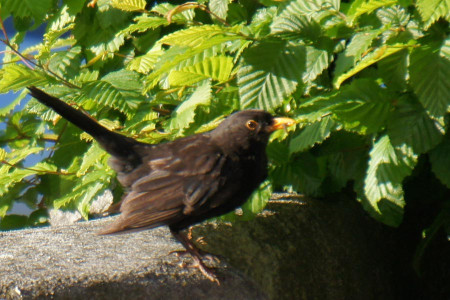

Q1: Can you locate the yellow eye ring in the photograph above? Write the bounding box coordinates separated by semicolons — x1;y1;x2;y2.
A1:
246;120;258;130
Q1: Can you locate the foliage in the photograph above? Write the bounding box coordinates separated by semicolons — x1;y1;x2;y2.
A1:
0;0;448;254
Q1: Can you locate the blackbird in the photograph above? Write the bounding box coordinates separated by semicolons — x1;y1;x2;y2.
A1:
28;86;295;282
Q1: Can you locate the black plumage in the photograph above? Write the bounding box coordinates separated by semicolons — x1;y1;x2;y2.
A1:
28;86;295;282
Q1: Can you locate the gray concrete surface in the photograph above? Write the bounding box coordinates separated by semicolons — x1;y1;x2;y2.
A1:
0;217;266;300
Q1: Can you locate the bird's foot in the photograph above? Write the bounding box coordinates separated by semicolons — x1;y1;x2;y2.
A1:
170;249;220;264
178;258;219;285
170;228;221;284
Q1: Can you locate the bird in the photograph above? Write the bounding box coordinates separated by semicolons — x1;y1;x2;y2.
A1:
27;86;295;283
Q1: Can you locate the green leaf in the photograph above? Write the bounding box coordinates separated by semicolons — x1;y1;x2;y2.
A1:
48;46;82;79
168;81;212;132
160;25;243;48
151;3;195;23
416;0;450;29
240;180;272;220
145;33;243;91
38;5;76;60
238;41;305;110
303;46;331;83
119;16;169;36
0;215;29;230
209;0;229;20
0;65;49;93
168;56;234;86
333;79;392;134
388;96;444;154
363;135;417;226
272;0;339;22
77;182;105;219
334;43;412;89
111;0;146;12
0;89;27;116
334;29;383;79
271;152;325;196
127;45;164;74
378;49;408;90
270;13;322;41
0;148;6;161
77;143;108;176
429;137;450;188
346;0;397;25
82;70;143;116
2;0;54;23
289;117;337;154
409;40;450;118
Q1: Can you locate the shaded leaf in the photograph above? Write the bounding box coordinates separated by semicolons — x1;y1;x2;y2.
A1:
429;137;450;188
409;39;450;118
363;135;417;226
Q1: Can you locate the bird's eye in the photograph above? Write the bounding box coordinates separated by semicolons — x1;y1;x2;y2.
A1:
246;120;259;130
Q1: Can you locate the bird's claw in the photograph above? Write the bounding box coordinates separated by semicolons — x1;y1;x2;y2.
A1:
170;249;220;263
187;259;220;285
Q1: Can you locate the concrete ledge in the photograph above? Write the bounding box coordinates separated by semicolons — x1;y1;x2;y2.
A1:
0;218;266;299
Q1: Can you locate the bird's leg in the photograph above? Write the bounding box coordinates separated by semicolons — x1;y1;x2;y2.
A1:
170;229;220;284
170;227;217;262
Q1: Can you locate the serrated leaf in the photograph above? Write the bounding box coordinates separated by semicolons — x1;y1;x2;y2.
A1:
416;0;450;29
119;16;169;36
378;49;408;90
2;0;53;22
160;25;243;48
0;148;6;161
334;29;383;78
0;89;27;116
346;0;397;25
111;0;146;11
127;45;164;74
289;117;337;154
409;40;450;118
271;13;322;41
168;56;234;86
90;34;126;56
388;97;444;154
429;137;450;188
39;5;76;60
82;81;137;117
363;135;417;226
31;162;58;173
319;79;392;134
48;46;82;79
82;70;143;116
304;46;331;83
209;0;229;20
77;182;105;219
271;152;325;196
5;147;44;165
77;143;107;176
272;0;339;23
145;34;242;91
151;3;195;23
168;82;212;132
0;65;49;93
240;180;272;219
334;43;412;89
238;41;305;110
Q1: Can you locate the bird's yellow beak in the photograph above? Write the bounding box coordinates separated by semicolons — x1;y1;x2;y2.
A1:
267;117;296;132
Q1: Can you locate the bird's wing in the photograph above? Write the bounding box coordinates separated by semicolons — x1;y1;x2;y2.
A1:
99;136;226;234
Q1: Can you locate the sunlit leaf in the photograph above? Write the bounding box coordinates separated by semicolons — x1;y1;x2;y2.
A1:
238;41;305;110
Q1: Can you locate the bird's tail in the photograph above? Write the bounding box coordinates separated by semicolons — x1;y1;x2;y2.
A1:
28;86;141;163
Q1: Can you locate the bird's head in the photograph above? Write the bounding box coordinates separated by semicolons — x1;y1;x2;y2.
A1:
210;110;295;152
